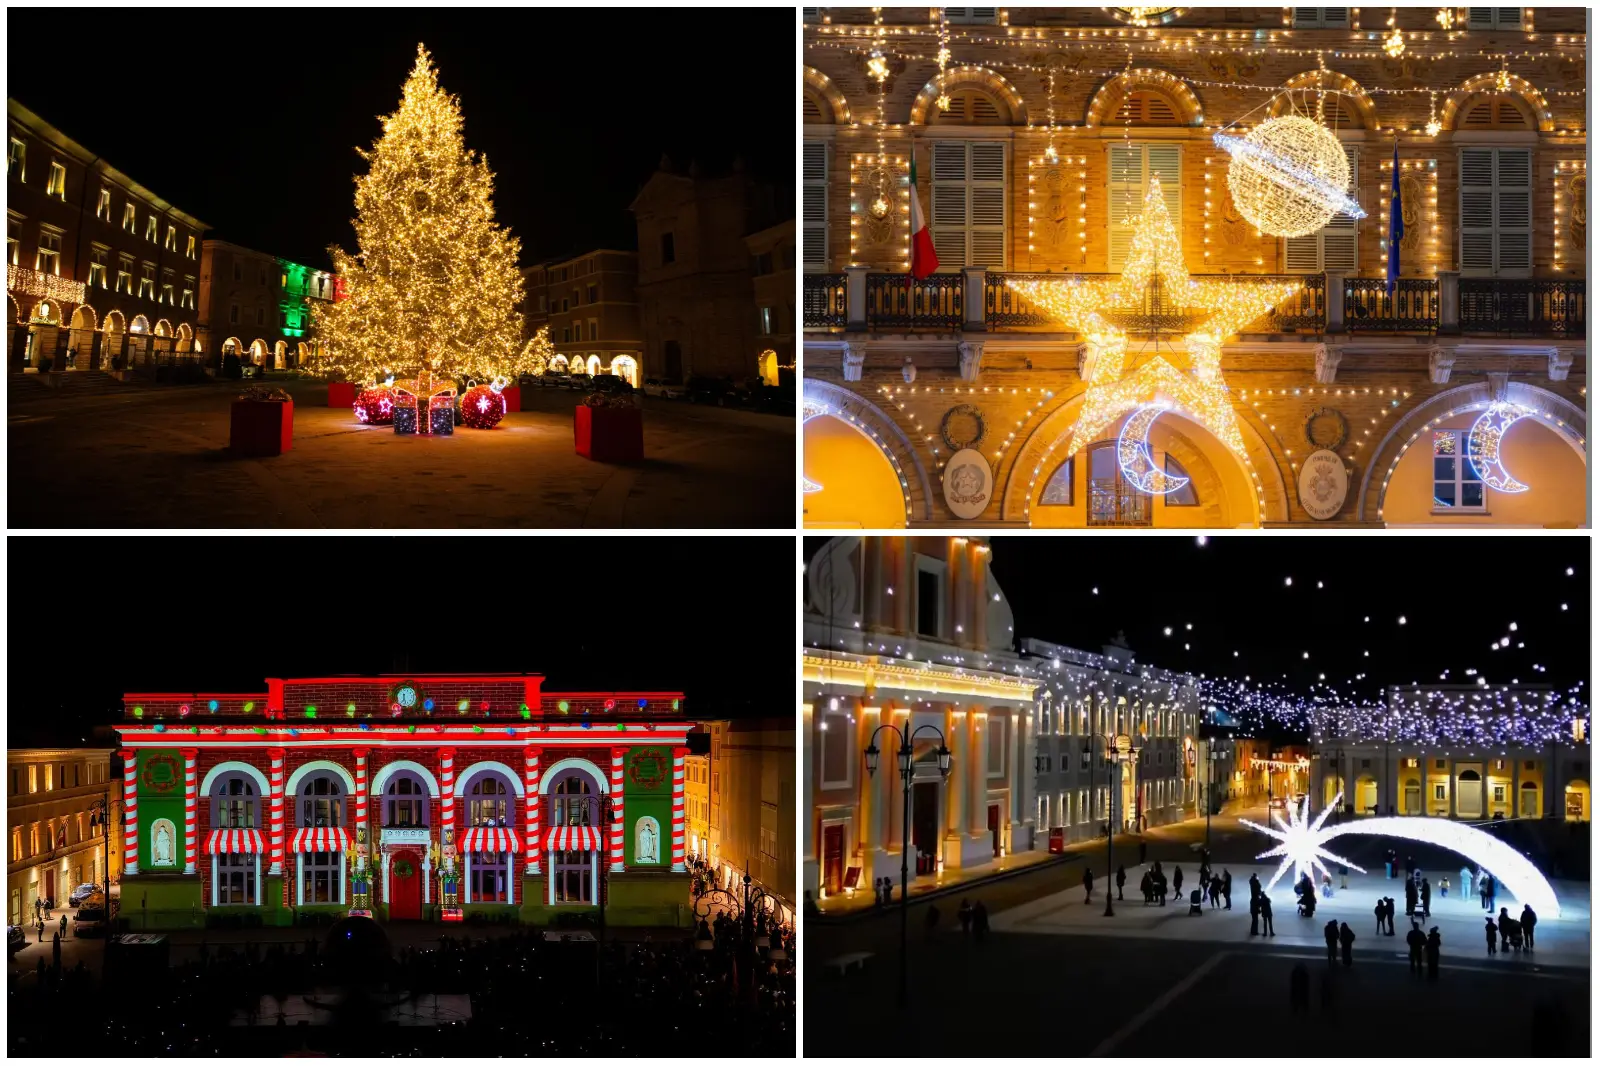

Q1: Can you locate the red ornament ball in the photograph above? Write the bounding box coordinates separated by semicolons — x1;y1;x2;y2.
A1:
355;387;397;425
461;384;506;429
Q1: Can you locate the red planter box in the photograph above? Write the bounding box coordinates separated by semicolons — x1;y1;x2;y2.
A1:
502;386;521;413
230;399;294;457
328;381;356;408
574;404;642;463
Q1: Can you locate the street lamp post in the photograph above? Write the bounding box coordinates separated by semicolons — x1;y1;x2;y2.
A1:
863;721;951;1009
1082;734;1136;918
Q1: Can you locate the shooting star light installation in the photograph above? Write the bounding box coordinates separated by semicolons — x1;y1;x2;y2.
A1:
1240;791;1364;893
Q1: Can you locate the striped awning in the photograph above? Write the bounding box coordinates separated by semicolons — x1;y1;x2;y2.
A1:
545;825;604;852
290;827;351;853
461;826;520;853
205;828;265;855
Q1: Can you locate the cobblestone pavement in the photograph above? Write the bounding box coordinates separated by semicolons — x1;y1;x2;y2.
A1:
8;378;793;528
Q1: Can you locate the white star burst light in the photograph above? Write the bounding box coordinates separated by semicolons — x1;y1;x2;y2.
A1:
1240;792;1365;892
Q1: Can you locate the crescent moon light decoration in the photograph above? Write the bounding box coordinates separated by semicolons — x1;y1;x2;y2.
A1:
1466;401;1533;494
1117;403;1191;495
1242;791;1561;917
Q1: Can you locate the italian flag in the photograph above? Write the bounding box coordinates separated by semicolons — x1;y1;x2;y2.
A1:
909;156;939;279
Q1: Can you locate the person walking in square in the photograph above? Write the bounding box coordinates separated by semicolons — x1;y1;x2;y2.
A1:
1406;921;1425;973
1324;919;1339;963
1249;893;1260;936
1420;877;1431;919
1460;865;1473;901
1116;864;1126;901
1260;894;1275;937
1083;866;1094;904
1521;904;1537;950
1426;927;1442;979
1338;921;1354;966
1173;866;1183;898
1385;896;1396;935
1223;869;1232;910
58;913;66;938
1374;898;1386;935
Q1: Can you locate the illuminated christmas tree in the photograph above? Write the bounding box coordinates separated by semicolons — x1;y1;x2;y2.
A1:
515;325;554;377
311;44;525;386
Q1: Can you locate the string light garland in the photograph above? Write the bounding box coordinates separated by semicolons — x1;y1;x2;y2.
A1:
935;7;952;112
309;44;525;388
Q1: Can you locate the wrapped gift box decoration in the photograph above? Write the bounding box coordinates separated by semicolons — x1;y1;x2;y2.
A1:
393;397;419;435
230;396;294;457
328;381;356;409
574;403;643;463
429;398;455;436
501;385;521;413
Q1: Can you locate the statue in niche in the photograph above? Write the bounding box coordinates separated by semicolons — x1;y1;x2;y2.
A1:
636;817;661;864
151;819;176;867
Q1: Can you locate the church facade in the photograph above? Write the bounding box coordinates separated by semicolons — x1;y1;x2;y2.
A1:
112;675;692;928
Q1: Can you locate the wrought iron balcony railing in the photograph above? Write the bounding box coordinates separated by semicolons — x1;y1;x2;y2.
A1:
803;268;1584;339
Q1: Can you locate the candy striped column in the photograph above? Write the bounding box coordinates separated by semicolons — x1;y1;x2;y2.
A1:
609;750;625;872
524;749;540;874
439;748;456;868
267;748;285;875
353;749;369;844
120;750;139;875
670;747;687;872
182;749;198;874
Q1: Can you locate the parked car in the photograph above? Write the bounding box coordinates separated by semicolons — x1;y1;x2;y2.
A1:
7;925;24;955
562;373;592;390
587;374;634;396
686;375;738;406
69;883;100;908
240;363;258;380
642;377;685;400
73;907;108;938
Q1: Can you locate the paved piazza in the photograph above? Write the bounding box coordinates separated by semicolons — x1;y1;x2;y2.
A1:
8;378;793;527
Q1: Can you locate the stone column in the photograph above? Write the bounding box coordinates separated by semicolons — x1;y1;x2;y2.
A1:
609;749;626;873
182;749;198;874
353;748;369;846
671;748;688;871
267;748;285;875
1437;270;1460;334
845;265;869;332
962;265;988;332
121;750;140;876
438;748;456;871
1324;270;1346;333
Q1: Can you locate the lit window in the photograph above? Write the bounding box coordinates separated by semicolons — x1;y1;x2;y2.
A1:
34;230;61;275
1431;429;1486;512
138;263;155;300
115;259;133;294
758;306;774;334
145;215;157;243
164;224;177;252
46;162;67;199
122;203;136;232
7;138;23;181
6;216;19;267
95;187;111;221
181;279;195;310
1163;455;1199;506
161;283;174;305
185;234;196;259
1577;719;1588;744
88;247;108;289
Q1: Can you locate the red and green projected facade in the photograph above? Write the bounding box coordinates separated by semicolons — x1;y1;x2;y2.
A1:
113;675;692;928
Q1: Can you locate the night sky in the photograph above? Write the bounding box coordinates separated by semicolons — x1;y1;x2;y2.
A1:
809;536;1589;725
6;8;794;269
7;537;793;749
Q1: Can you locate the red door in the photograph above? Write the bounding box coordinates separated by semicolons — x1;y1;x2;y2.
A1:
44;869;57;906
389;850;422;920
823;825;844;895
987;805;1001;857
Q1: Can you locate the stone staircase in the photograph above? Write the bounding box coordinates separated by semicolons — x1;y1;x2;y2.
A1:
8;370;131;399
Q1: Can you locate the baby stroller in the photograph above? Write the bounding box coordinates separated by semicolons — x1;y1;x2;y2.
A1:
1507;923;1524;951
1188;888;1203;916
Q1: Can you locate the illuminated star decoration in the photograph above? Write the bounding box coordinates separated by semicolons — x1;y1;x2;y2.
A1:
1008;177;1300;462
1239;790;1365;893
801;400;827;494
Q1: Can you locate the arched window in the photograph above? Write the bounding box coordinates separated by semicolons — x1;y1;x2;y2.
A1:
1458;769;1482;782
549;769;601;905
301;775;342;828
385;776;426;828
212;775;257;829
1040;457;1074;506
1459;96;1533;130
553;775;596;826
934;89;1007;125
1088;442;1152;526
469;777;508;826
1163;455;1198;506
1115;90;1182;126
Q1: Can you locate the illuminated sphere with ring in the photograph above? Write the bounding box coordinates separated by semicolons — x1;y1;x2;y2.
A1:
1214;115;1366;238
460;383;506;429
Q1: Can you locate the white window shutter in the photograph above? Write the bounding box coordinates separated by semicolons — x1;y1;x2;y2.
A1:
1467;7;1493;27
1293;8;1324;27
1108;144;1177;271
1459;148;1495;275
1285;235;1322;272
932;142;970;270
1320;8;1349;27
1494;149;1532;274
802;142;828;271
968;141;1007;269
1496;8;1522;28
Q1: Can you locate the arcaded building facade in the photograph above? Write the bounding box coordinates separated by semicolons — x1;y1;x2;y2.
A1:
802;8;1586;529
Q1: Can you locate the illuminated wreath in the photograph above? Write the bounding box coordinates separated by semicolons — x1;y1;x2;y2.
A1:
1303;406;1349;451
628;748;669;790
393;858;414;879
940;404;987;452
140;752;180;793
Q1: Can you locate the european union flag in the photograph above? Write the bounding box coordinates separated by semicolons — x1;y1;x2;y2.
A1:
1387;140;1403;295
